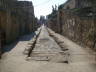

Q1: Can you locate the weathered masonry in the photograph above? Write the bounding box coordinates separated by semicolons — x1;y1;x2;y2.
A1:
47;0;96;50
63;0;92;9
0;0;38;54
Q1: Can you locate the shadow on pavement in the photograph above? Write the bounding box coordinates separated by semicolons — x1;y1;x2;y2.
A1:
3;32;36;52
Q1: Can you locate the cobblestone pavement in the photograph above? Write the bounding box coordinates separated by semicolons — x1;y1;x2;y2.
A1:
0;26;96;72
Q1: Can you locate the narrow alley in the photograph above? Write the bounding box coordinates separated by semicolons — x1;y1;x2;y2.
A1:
0;0;96;72
0;25;96;72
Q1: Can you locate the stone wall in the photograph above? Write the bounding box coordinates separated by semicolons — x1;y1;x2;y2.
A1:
0;1;37;44
12;1;35;36
47;9;96;50
47;12;60;33
60;10;95;48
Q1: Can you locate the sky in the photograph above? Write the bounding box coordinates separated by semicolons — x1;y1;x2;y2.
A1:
18;0;67;19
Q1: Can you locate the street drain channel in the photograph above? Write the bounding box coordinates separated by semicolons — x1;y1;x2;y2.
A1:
26;27;69;64
27;28;42;57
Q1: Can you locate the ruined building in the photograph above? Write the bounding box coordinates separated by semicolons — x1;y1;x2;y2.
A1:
0;0;36;54
47;0;96;50
11;1;35;35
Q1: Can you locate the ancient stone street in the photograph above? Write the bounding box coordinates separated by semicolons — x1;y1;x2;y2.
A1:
0;25;96;72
